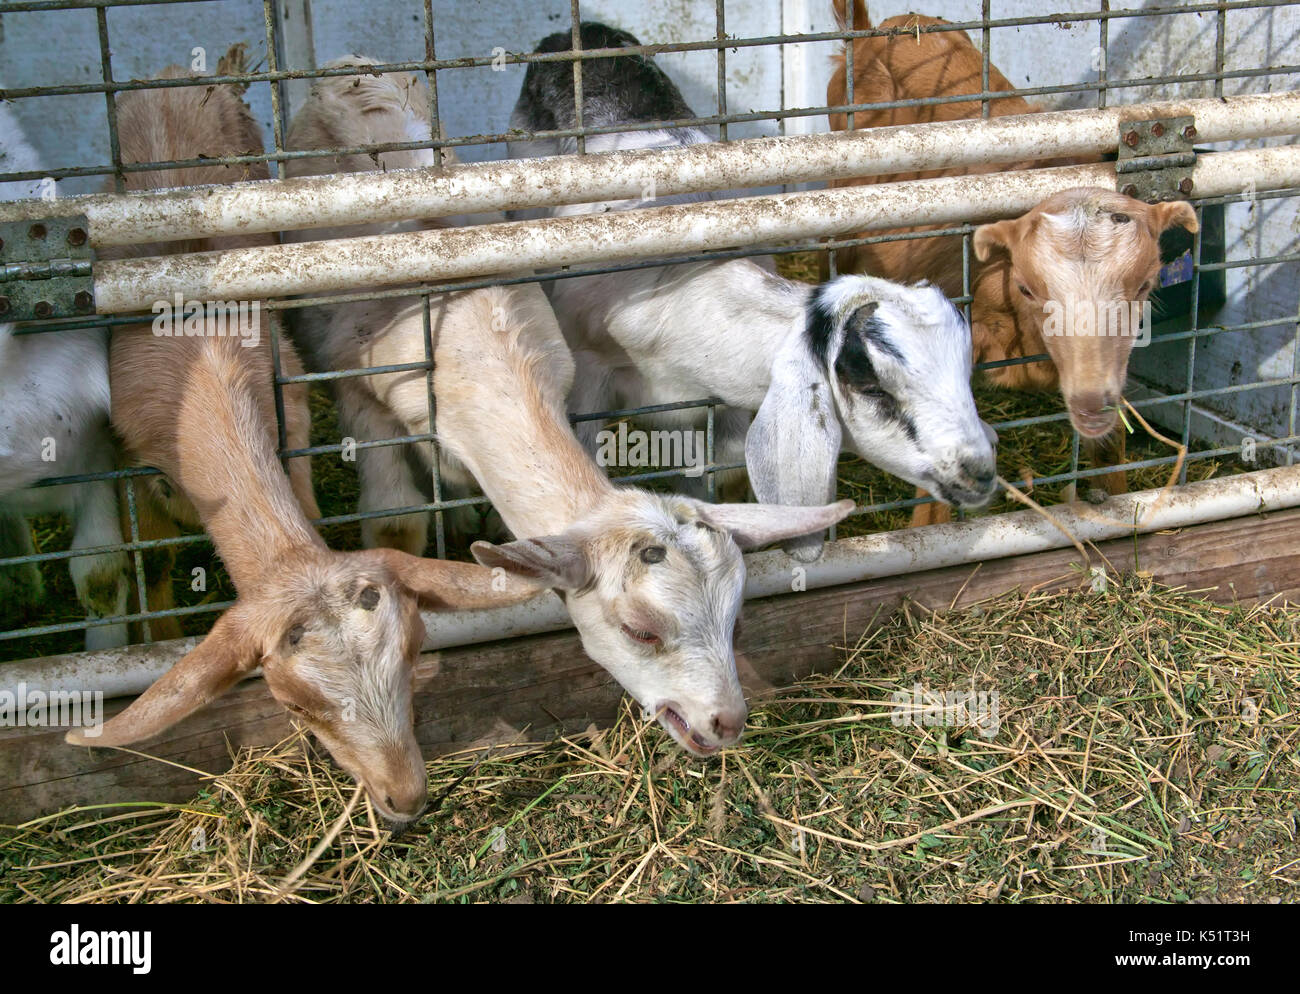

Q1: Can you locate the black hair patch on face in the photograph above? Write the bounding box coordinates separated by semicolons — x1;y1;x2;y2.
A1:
805;285;838;368
834;306;919;442
520;22;696;130
845;301;903;365
833;315;878;391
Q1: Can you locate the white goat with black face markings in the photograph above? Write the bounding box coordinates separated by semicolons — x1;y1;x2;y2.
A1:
285;62;854;755
507;22;998;560
0;98;130;649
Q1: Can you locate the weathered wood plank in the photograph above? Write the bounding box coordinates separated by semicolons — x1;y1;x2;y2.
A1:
3;506;1297;824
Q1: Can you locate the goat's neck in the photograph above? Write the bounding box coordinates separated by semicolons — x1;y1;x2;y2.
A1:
171;349;323;592
457;400;613;539
634;260;811;409
437;313;614;538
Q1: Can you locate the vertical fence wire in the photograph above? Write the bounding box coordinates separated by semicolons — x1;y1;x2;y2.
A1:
422;0;444;169
422;295;448;560
93;5;125;194
1180;210;1206;485
981;0;991;120
570;0;585;155
1097;0;1109;110
715;0;728;143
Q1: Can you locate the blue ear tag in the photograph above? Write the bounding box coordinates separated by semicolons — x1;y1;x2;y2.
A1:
1158;248;1195;288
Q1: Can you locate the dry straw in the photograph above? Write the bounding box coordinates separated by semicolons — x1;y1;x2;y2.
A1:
3;577;1296;904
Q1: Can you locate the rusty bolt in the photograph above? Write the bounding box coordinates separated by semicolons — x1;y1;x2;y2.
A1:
1151;122;1165;138
1121;184;1138;198
1179;177;1194;194
1183;125;1197;140
28;222;47;240
1123;130;1140;148
33;300;53;318
67;227;88;247
74;290;94;312
0;297;9;315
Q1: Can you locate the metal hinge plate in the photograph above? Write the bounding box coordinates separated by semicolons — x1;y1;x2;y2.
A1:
1116;115;1197;203
0;214;95;322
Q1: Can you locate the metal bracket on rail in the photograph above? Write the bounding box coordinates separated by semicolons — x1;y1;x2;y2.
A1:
0;214;95;322
1116;115;1197;203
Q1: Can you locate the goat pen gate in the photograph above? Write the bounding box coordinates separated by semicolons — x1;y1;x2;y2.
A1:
1;0;1298;821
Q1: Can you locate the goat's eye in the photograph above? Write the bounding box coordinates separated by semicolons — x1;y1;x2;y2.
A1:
621;624;662;647
287;624;306;647
1139;280;1153;295
1018;283;1034;300
285;702;311;718
1111;212;1131;224
640;545;666;564
358;585;380;610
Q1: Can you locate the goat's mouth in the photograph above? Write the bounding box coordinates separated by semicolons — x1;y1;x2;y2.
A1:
359;781;427;828
933;474;998;509
655;703;722;757
1068;409;1119;439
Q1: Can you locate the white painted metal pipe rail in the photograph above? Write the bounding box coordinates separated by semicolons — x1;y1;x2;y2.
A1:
90;144;1300;314
0;91;1296;248
8;463;1300;701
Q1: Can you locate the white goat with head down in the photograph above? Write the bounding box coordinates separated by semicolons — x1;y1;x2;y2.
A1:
0;98;130;649
285;61;853;755
507;22;999;560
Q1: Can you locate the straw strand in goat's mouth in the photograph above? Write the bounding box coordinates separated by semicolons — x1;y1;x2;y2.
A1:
994;395;1191;571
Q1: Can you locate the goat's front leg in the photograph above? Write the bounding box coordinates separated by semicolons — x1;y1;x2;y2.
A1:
69;476;131;650
1086;431;1129;498
567;349;619;457
694;406;752;504
0;509;44;612
118;479;184;643
340;381;429;556
909;488;954;527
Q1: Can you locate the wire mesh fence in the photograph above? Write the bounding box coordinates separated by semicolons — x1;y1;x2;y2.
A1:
1;0;1298;660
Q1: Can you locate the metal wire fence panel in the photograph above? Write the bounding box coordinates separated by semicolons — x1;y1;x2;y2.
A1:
0;0;1298;660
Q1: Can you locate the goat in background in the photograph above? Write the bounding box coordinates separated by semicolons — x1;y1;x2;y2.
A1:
825;1;1198;523
0;98;130;650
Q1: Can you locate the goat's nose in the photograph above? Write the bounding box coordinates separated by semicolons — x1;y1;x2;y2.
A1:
1072;391;1105;418
711;706;748;744
961;459;997;490
383;782;428;819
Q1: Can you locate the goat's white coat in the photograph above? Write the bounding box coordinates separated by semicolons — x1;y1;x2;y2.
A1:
0;100;128;648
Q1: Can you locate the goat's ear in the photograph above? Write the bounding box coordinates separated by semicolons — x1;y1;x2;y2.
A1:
699;499;855;553
745;327;845;560
66;606;257;747
1148;199;1199;235
378;548;549;609
972;217;1024;261
471;535;592;592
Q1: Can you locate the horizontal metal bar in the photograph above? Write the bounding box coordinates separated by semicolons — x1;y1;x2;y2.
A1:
82;145;1300;313
11;463;1300;693
0;599;234;643
1115;152;1197;173
7;60;1299;188
8;61;1300;188
6;91;1295;247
